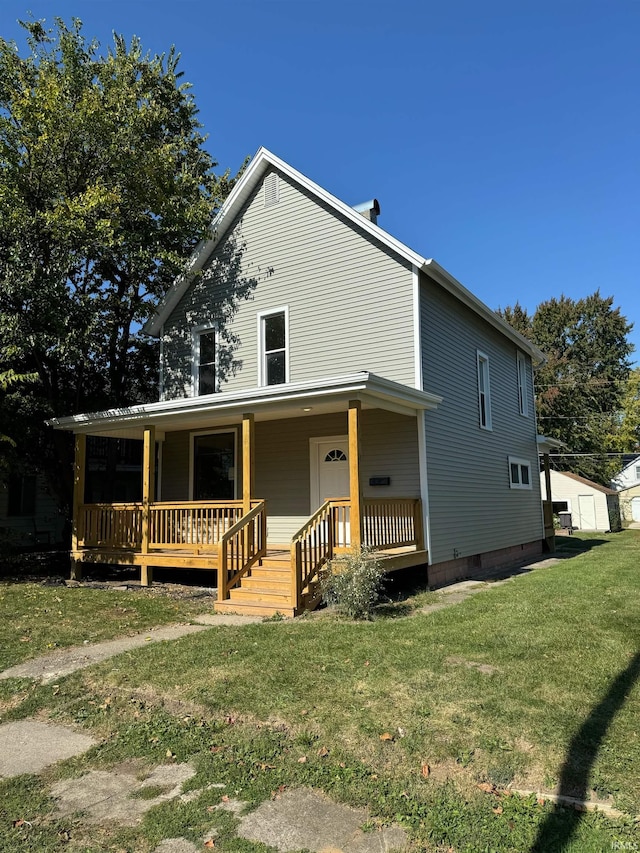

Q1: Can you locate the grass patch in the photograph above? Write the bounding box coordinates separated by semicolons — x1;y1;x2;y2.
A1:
0;580;213;670
1;532;639;851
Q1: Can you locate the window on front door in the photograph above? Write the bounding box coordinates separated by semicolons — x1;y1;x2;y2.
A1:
192;432;236;500
259;308;288;386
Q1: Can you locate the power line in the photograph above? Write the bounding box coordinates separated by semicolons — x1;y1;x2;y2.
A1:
540;452;639;458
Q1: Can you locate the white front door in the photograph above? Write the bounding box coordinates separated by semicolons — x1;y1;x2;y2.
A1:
311;437;350;509
577;494;597;529
310;436;350;545
632;497;640;522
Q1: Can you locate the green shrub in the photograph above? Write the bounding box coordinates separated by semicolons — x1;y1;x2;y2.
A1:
321;546;385;620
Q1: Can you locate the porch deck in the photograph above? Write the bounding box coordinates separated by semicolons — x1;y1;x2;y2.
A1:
71;498;427;616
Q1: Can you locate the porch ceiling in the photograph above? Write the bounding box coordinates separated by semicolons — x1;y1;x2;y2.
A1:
48;371;442;438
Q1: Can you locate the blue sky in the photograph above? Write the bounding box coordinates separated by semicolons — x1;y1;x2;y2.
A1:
3;1;639;362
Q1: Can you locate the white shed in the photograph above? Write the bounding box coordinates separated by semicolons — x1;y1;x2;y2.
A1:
540;470;621;532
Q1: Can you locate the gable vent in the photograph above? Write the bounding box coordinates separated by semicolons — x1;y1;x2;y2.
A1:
264;173;280;207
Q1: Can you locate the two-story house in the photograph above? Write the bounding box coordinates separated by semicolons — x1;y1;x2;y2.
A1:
50;148;546;616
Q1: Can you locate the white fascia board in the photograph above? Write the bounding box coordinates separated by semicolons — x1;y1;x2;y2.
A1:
421;260;547;364
47;372;442;433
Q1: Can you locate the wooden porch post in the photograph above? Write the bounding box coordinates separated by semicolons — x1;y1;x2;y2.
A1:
70;433;86;580
242;413;255;515
543;453;552;502
348;400;363;549
140;425;156;586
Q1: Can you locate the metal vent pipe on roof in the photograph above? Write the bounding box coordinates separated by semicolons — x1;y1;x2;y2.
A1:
352;199;380;224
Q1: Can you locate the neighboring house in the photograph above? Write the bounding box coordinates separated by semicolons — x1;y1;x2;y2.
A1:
540;469;621;532
618;483;640;524
611;454;640;490
0;472;65;548
49;148;547;615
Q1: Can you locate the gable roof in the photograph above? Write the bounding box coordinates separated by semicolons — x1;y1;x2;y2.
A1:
552;470;618;496
618;454;640;473
144;148;545;364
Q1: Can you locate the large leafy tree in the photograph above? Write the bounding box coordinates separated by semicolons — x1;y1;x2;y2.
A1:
614;367;640;453
498;292;634;484
0;18;235;508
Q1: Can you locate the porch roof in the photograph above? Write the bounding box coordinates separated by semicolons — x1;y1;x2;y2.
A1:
47;372;442;439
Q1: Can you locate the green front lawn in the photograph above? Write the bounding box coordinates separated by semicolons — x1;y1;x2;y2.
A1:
1;532;639;852
0;579;213;671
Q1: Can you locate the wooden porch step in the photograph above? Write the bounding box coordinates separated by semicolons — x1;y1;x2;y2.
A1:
226;588;293;606
214;601;296;618
241;577;291;593
257;559;291;570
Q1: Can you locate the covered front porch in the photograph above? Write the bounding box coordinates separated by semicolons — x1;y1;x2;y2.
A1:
56;373;441;616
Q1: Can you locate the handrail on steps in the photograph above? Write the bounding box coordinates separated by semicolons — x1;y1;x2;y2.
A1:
290;499;336;614
219;500;267;601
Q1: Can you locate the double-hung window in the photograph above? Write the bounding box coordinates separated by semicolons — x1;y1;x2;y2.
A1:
517;351;528;417
509;456;532;489
259;308;289;386
193;327;217;396
477;351;492;430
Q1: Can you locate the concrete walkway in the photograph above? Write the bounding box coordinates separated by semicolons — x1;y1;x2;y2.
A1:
0;613;262;684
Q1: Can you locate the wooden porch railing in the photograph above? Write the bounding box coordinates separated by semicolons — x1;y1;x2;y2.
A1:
363;498;423;551
291;497;424;612
149;502;249;550
78;503;143;549
219;500;267;601
78;500;260;551
291;499;335;613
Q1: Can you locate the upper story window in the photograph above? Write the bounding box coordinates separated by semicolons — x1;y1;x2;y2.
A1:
193;327;217;396
635;465;640;481
508;456;532;489
477;351;492;430
258;308;289;386
517;351;528;417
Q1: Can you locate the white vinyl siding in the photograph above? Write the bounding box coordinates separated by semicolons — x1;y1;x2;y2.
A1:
421;275;543;565
161;169;415;398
